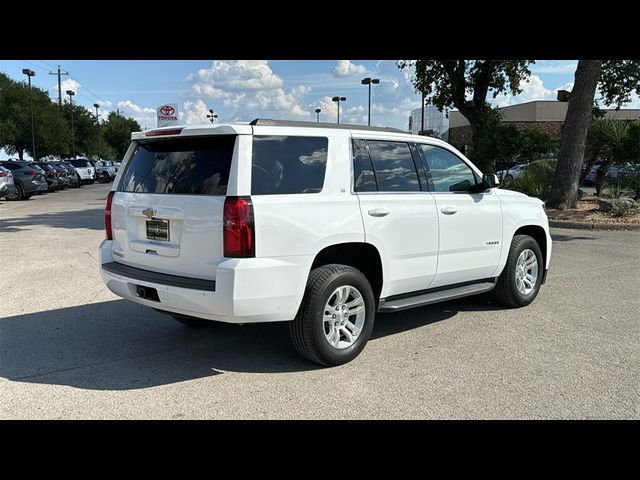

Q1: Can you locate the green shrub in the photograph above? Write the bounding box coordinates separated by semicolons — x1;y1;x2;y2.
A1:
604;181;629;199
611;203;633;217
627;170;640;200
503;159;557;197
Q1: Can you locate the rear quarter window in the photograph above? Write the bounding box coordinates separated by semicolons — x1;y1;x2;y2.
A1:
251;135;328;195
118;136;236;195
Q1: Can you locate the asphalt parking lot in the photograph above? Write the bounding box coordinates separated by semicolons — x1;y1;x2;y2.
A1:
1;183;639;419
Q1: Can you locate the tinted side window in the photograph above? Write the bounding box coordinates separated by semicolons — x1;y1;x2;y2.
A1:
119;136;235;195
252;136;328;195
420;145;477;192
1;163;21;171
352;139;377;192
367;140;420;192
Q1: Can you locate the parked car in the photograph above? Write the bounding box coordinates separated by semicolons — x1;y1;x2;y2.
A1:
66;159;96;185
99;160;117;180
48;162;78;188
0;166;18;200
497;163;528;181
0;160;48;200
584;164;636;186
100;119;552;366
89;160;108;183
32;162;62;191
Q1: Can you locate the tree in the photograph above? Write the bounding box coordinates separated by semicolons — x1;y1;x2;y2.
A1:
580;118;614;185
0;72;71;160
398;60;534;172
520;128;555;162
475;121;524;167
546;61;603;209
102;112;141;160
62;101;100;158
547;60;640;209
594;121;630;195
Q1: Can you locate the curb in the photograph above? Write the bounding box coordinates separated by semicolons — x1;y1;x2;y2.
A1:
549;219;640;231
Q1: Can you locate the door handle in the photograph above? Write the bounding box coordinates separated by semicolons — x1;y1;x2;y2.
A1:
440;206;458;215
368;208;390;217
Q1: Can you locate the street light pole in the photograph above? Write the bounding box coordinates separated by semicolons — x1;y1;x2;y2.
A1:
66;90;76;158
361;77;380;126
207;109;218;124
332;96;346;124
94;103;101;160
315;108;321;123
22;69;36;160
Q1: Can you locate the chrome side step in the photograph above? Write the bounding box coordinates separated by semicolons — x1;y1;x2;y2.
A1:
378;281;496;312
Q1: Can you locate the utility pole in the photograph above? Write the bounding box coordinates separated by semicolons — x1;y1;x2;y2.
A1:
49;65;69;107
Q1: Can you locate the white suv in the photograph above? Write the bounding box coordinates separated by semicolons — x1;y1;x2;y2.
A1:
100;119;551;366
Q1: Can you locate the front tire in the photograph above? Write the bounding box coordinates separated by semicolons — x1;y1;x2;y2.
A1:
495;234;543;307
289;264;375;367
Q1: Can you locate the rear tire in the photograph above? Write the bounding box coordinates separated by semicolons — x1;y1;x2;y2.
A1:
495;234;543;308
5;185;21;201
289;264;375;367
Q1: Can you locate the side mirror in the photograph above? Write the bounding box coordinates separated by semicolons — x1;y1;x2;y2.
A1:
483;173;500;189
469;174;500;193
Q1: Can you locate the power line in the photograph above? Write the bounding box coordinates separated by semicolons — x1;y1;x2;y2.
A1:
21;60;49;73
70;74;102;101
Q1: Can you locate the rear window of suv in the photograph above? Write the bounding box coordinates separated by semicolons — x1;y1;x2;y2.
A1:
118;136;235;195
68;160;91;168
251;136;328;195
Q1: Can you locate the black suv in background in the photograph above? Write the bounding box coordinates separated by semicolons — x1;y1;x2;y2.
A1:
31;162;62;191
0;161;48;200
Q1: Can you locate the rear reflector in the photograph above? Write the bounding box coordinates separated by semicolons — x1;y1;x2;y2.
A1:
105;191;115;240
145;128;184;137
223;196;255;258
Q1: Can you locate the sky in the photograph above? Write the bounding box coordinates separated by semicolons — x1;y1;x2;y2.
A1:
1;59;628;133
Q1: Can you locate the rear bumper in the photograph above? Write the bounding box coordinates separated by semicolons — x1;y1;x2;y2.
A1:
99;240;312;323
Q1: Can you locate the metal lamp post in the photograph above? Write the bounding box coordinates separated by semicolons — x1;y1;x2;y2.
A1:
66;90;76;158
315;108;321;123
361;77;379;126
207;109;218;124
94;103;101;160
22;69;36;160
331;96;346;124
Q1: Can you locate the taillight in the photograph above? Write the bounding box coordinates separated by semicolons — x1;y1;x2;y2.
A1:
223;196;255;258
105;191;115;240
25;170;38;176
0;171;5;177
145;128;184;137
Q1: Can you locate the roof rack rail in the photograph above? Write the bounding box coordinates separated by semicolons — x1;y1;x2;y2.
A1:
250;118;408;134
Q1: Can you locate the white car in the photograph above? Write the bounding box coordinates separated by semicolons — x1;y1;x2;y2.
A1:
99;160;117;178
100;119;552;366
498;163;527;181
66;159;96;184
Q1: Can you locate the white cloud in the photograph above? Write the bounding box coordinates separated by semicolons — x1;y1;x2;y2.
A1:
117;100;156;130
51;78;81;102
188;60;310;120
331;60;367;77
182;99;212;124
493;75;553;107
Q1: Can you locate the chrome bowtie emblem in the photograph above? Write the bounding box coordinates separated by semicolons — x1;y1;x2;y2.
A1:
143;208;156;219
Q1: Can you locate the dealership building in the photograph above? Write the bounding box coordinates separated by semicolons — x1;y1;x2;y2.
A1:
447;100;640;153
408;105;449;140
